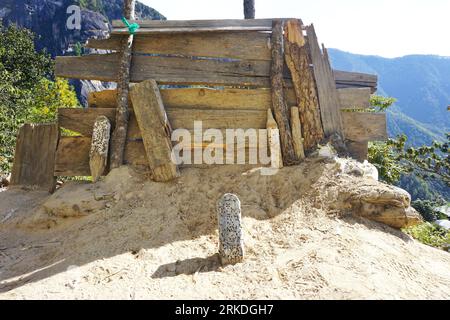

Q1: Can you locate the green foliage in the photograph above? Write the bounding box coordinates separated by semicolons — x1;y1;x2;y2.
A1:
370;95;397;112
0;24;79;173
73;42;83;57
404;223;450;251
369;141;405;184
412;199;446;222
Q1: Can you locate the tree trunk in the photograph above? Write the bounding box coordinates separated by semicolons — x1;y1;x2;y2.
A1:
270;20;299;166
244;0;255;19
109;0;135;169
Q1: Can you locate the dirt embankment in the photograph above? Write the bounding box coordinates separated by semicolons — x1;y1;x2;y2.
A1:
0;158;449;299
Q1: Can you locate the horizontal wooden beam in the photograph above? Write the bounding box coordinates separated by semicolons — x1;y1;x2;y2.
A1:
88;88;297;110
55;53;272;87
58;107;267;138
334;70;378;93
55;136;265;176
86;32;271;61
337;87;371;109
111;18;275;30
341;111;387;142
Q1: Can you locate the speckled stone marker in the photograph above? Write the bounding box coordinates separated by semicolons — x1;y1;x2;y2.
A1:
217;193;244;265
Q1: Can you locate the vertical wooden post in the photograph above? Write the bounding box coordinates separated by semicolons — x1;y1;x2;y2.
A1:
110;0;135;169
270;19;299;166
243;0;255;19
217;193;244;265
284;19;324;152
290;107;305;160
130;79;179;182
267;109;283;169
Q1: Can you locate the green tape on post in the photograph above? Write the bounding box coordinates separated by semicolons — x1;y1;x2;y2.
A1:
121;17;140;35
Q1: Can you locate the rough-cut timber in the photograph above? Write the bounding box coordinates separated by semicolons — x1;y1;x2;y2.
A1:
111;18;274;30
284;19;324;151
11;123;59;192
347;141;369;162
87;32;271;61
306;24;344;137
89;116;111;182
341;112;387;142
110;0;135;169
55;54;273;87
334;70;378;93
58;107;267;136
338;87;371;109
244;0;255;19
270;20;298;166
290;107;305;160
88;88;297;111
267;109;283;169
130;80;179;182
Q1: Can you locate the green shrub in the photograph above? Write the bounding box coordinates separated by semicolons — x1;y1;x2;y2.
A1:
404;223;450;251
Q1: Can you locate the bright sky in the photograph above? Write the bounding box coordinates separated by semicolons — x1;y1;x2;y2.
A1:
140;0;450;58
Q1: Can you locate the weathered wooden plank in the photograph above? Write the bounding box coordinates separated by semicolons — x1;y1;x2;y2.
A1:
55;53;272;87
130;80;179;182
284;19;324;151
11;123;59;192
54;136;265;176
306;24;344;137
270;20;298;166
334;70;378;93
58;108;116;136
290;107;305;160
88;88;297;110
58;107;267;137
112;18;275;29
338;87;371;109
347;140;369;162
341;112;387;142
86;32;271;61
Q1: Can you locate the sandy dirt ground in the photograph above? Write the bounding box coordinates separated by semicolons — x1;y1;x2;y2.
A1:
0;158;449;300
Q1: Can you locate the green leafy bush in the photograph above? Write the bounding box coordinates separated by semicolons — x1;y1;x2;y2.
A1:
404;223;450;251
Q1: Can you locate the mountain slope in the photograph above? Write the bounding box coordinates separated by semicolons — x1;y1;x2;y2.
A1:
329;49;450;145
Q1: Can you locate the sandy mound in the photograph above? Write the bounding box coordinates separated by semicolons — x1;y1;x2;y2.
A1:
0;157;449;299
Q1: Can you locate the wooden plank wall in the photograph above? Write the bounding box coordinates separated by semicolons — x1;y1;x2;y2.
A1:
11;124;59;192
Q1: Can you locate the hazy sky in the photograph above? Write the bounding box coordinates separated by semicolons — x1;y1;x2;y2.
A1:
140;0;450;58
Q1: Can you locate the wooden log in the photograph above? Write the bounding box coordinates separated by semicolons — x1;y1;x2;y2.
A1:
86;32;271;61
89;116;111;182
129;79;179;182
290;107;305;160
284;19;324;151
270;20;298;166
11;123;59;192
341;112;387;142
306;24;344;137
58;107;267;137
88;87;297;111
338;87;371;109
110;0;135;169
111;18;274;29
267;109;283;169
244;0;255;19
